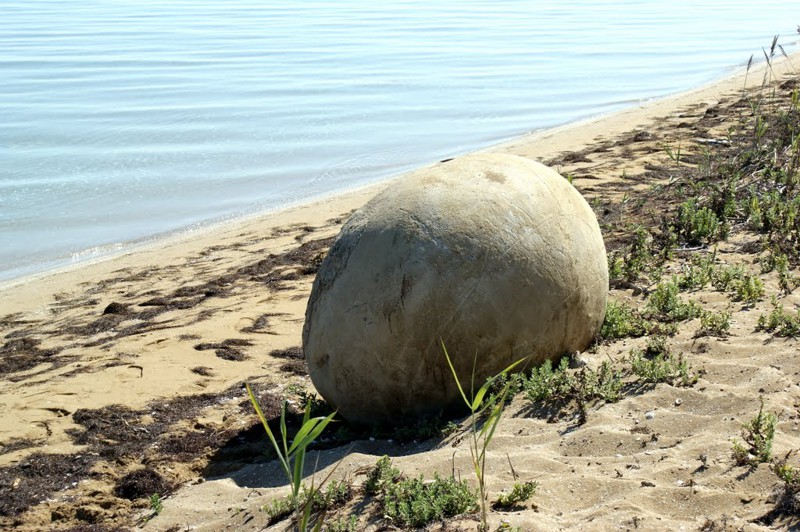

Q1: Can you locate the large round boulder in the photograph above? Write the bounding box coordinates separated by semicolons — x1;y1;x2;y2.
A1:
303;153;607;424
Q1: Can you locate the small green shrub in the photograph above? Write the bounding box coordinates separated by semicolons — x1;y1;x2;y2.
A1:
732;399;777;466
773;459;800;514
697;310;732;337
674;199;725;245
712;263;745;291
365;456;401;496
644;281;701;322
600;300;653;340
522;358;624;424
324;514;359;532
747;195;764;230
263;496;295;524
582;361;624;403
674;254;715;290
757;298;800;337
313;479;353;512
630;350;696;387
608;227;656;284
382;473;478;528
642;335;669;358
733;273;765;305
265;479;353;526
763;252;800;293
524;358;574;402
492;481;537;509
149;493;163;516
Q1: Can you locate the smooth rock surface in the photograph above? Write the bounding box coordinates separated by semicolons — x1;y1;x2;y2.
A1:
303;153;607;424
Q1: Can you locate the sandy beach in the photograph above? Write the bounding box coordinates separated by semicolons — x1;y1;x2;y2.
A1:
2;52;800;531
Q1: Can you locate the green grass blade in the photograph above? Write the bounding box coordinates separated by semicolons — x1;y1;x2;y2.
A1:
279;401;290;458
245;383;291;479
480;393;507;443
292;447;306;498
442;340;471;408
472;357;527;411
288;410;337;456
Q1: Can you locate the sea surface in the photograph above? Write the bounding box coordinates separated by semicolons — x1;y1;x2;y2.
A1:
2;1;799;281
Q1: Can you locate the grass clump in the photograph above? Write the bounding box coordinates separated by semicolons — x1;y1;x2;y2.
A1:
733;273;765;305
732;398;778;466
323;514;359;532
366;456;477;529
524;357;574;402
644;280;702;322
630;338;697;387
773;456;800;515
757;297;800;337
712;263;746;291
673;198;727;246
492;481;537;510
365;456;401;495
382;472;478;528
674;253;716;290
600;300;654;340
697;310;732;337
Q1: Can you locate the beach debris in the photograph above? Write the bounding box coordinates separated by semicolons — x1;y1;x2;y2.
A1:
303;153;608;424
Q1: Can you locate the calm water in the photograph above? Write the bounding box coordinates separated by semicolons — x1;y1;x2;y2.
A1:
2;1;799;281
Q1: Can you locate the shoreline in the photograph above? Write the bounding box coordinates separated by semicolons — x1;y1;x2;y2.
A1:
2;50;796;297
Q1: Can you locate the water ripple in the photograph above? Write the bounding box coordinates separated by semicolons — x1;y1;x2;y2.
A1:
1;0;799;279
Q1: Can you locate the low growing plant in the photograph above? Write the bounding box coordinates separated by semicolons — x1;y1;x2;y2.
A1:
580;361;624;403
323;514;359;532
732;398;777;466
757;297;800;337
773;455;800;514
492;481;537;510
733;273;765;305
364;456;401;496
149;493;163;516
674;253;715;290
522;357;624;424
382;472;478;529
524;357;574;402
630;350;696;387
264;495;295;524
697;310;732;337
673;198;726;246
644;281;701;322
600;300;653;340
712;263;746;291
